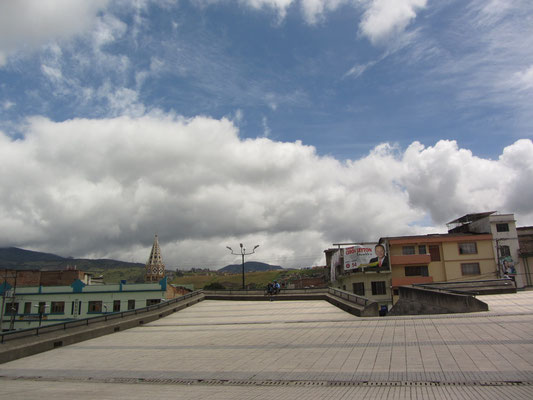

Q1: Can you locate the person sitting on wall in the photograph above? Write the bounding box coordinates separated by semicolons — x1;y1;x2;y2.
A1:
266;282;274;295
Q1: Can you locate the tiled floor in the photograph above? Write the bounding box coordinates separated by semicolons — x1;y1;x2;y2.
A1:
1;292;533;399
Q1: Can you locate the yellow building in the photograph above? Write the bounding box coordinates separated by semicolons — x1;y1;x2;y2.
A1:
382;233;497;304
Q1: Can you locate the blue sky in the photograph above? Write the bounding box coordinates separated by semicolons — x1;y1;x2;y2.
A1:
1;0;532;268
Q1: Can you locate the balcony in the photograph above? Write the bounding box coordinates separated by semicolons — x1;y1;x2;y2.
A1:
390;254;432;266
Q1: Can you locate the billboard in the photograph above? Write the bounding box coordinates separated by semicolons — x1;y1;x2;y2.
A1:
343;243;389;272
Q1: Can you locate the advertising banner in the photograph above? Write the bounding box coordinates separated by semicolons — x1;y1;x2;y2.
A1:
343;243;389;272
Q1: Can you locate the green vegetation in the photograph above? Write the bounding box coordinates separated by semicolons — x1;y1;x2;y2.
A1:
170;268;323;290
83;266;145;284
203;282;226;290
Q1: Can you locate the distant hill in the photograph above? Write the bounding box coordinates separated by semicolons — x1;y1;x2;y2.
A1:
0;247;144;270
219;261;283;274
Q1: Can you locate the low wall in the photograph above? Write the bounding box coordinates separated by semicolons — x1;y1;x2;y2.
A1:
204;288;328;301
388;286;488;316
415;279;516;295
325;293;378;317
0;292;205;364
204;288;379;317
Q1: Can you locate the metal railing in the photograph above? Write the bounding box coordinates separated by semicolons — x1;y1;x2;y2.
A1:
204;288;329;296
327;287;374;307
203;287;374;308
0;290;204;344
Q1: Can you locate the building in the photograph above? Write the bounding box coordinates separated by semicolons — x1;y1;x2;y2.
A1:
447;212;523;288
145;234;166;282
381;232;497;304
0;268;92;288
325;243;393;311
0;278;189;331
0;236;186;331
324;212;522;308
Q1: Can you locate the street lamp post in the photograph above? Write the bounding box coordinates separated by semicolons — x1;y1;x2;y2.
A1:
226;243;260;289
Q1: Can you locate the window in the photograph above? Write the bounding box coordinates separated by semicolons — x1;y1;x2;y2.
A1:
51;301;65;313
459;242;477;254
405;266;429;276
146;299;161;306
461;263;481;275
353;282;365;296
402;246;415;255
429;245;441;261
393;289;399;296
500;245;511;257
127;300;135;310
496;223;509;232
5;302;18;315
113;300;121;312
88;301;103;313
342;285;346;291
371;281;387;295
418;245;427;254
24;302;32;314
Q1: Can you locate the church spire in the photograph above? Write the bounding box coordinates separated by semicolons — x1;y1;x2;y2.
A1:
145;234;166;282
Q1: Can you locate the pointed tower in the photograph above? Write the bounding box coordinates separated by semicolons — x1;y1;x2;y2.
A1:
145;234;166;282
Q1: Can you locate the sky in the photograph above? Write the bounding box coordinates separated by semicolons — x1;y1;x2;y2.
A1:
1;0;532;270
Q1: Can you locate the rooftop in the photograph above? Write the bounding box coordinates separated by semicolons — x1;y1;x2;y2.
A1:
1;292;533;399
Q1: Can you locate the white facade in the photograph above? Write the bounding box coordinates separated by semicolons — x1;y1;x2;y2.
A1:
468;214;523;288
1;279;169;331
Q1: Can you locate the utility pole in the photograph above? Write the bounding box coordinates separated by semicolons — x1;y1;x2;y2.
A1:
226;243;260;289
0;269;8;332
9;270;18;331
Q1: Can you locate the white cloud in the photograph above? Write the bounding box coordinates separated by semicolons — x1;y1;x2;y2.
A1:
2;101;15;110
359;0;427;45
262;116;272;137
423;0;533;133
299;0;349;24
241;0;295;20
1;115;532;268
197;0;349;25
0;0;109;66
514;65;533;91
41;65;63;82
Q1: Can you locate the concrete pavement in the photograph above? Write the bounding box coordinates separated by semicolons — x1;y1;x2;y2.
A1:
1;292;533;399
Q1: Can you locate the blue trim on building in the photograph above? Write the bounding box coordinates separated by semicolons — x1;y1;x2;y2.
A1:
71;279;86;293
0;281;12;295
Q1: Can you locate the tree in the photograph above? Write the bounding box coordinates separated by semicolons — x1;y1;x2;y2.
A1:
204;282;226;290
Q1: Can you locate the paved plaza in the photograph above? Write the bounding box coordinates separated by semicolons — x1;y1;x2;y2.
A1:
1;292;533;399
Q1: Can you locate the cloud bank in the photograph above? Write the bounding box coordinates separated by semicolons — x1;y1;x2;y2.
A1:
0;0;109;66
1;115;532;268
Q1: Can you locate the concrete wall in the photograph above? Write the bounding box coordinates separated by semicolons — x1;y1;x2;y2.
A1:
332;273;392;309
388;286;488;316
